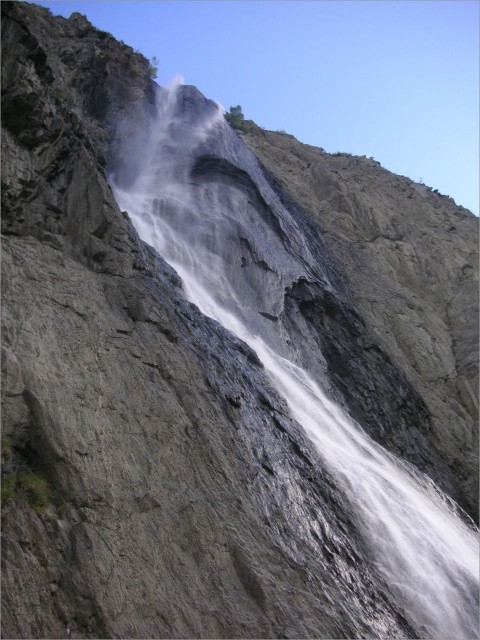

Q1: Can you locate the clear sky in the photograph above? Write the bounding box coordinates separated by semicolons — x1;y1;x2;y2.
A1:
33;0;479;215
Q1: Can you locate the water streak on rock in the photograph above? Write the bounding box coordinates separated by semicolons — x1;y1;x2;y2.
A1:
111;80;479;640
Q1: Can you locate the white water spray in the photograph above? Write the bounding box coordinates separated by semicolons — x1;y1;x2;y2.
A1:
112;80;479;639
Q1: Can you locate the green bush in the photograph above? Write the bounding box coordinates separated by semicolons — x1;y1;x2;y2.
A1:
1;472;50;511
148;56;159;79
1;436;11;458
225;105;246;130
1;476;16;502
20;473;50;509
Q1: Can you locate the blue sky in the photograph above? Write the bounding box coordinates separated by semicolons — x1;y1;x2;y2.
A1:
34;1;479;215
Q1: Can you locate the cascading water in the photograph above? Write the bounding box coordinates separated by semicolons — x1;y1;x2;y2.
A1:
111;79;479;639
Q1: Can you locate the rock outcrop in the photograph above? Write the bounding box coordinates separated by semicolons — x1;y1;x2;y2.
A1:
241;123;479;519
1;2;478;639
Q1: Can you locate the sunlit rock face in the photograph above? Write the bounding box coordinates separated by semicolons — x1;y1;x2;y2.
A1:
1;2;478;639
240;123;479;519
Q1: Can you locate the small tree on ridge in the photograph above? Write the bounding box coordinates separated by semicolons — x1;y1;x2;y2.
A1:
225;105;245;129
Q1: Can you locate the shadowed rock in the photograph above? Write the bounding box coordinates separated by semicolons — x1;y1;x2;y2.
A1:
1;2;477;639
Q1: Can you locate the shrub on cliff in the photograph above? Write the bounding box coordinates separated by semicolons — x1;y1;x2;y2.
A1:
148;56;159;79
1;472;51;511
225;105;246;130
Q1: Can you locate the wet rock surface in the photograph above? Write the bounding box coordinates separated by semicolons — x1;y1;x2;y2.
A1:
1;2;477;638
241;124;479;520
163;86;464;512
2;234;416;639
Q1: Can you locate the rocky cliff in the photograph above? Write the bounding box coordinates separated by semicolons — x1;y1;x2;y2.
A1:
1;3;478;639
241;123;479;519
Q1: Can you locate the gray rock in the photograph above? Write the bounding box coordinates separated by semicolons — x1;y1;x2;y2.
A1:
1;2;477;639
241;124;479;519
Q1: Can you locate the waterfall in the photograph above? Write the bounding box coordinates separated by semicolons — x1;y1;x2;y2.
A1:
111;79;479;640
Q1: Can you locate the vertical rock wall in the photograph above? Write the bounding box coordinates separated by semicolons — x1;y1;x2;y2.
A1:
241;124;479;518
1;2;477;638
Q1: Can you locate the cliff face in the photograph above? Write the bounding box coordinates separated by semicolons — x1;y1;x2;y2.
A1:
241;124;479;518
1;3;478;639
